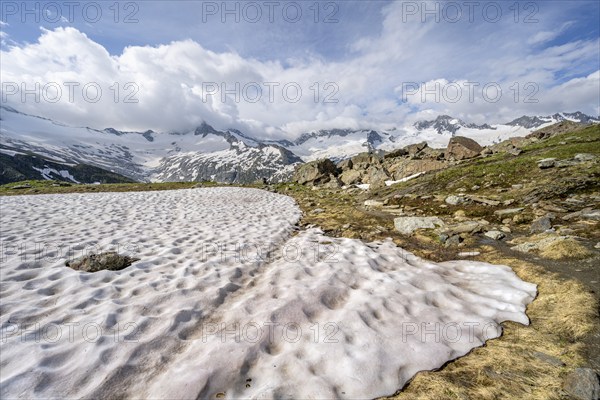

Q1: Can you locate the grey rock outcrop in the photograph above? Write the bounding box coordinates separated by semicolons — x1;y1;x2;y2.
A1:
446;136;483;160
293;159;339;185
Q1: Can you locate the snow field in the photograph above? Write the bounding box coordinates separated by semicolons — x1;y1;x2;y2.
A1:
0;188;536;399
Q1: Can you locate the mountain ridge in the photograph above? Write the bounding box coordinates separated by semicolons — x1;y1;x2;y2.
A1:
1;105;598;184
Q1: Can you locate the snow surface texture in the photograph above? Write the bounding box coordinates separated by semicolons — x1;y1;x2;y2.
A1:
0;188;537;399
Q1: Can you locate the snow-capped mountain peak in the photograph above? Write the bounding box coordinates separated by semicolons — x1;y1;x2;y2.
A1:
413;115;495;135
506;112;600;129
1;105;598;184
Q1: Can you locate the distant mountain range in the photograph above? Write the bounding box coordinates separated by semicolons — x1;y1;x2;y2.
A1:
1;105;598;184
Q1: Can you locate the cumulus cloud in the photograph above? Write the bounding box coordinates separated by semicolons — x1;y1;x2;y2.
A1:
0;1;598;139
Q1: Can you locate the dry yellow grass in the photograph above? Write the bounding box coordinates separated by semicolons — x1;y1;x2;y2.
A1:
387;247;598;400
539;238;594;260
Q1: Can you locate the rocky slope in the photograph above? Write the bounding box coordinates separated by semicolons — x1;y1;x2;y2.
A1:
0;146;135;185
278;122;599;400
0;106;302;184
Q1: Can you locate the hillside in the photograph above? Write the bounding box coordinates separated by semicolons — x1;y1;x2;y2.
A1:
2;122;598;398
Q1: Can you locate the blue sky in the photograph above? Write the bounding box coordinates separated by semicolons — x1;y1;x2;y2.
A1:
1;1;599;136
1;1;390;59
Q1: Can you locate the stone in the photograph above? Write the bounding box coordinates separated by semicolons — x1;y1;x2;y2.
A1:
530;216;553;233
292;159;338;185
445;221;482;235
364;200;384;208
445;195;467;205
311;208;325;214
480;147;493;156
494;208;524;217
531;351;565;367
537;158;557;169
339;169;362;185
468;195;501;206
558;228;575;235
581;209;600;220
484;230;506;240
446;136;483;160
66;252;139;273
574;153;596;162
511;184;523;189
405;141;428;158
445;234;463;246
562;209;586;221
555;160;578;168
563;368;600;400
540;202;567;213
513;213;533;224
508;148;523;156
351;153;382;170
453;210;466;219
337;158;353;170
393;216;444;235
322;175;342;189
11;184;32;190
384;148;408;159
366;168;390;189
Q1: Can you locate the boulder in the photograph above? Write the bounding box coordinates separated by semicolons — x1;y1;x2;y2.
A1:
339;169;362;185
444;234;463;247
581;209;600;220
537;158;556;169
494;208;524;217
446;136;483;160
365;167;390;189
66;252;139;272
388;159;447;180
563;368;600;400
394;216;444;235
531;351;565;367
484;230;506;240
322;174;342;189
351;153;382;170
384;148;408;159
420;147;445;160
364;200;384;207
468;195;501;206
405;141;428;158
337;158;353;171
292;159;338;185
480;147;493;156
530;216;553;233
574;153;596;162
445;195;467;205
444;221;483;235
